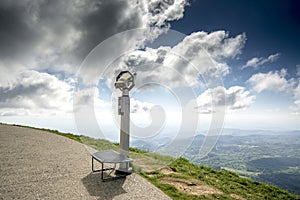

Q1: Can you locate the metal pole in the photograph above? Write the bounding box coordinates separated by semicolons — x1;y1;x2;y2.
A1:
115;71;134;174
119;88;130;172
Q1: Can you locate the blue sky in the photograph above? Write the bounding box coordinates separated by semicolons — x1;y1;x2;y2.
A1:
169;0;300;130
0;0;300;140
178;0;300;83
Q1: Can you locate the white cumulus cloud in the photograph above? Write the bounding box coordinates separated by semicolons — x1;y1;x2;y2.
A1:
242;53;280;69
131;99;154;113
196;86;255;114
247;68;294;93
247;68;300;114
0;70;73;115
111;30;247;88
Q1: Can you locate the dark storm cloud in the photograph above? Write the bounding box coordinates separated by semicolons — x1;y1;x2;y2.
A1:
0;83;49;108
74;1;141;60
0;2;40;60
0;0;142;72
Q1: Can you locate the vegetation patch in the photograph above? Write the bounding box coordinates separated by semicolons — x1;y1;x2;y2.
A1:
247;157;300;171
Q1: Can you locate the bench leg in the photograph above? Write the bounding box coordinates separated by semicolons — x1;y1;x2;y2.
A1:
91;156;131;181
91;157;115;181
101;162;104;180
92;157;103;172
92;156;94;172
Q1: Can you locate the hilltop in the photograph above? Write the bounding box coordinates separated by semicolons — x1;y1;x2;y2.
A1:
3;123;300;200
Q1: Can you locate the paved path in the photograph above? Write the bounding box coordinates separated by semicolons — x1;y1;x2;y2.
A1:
0;124;171;200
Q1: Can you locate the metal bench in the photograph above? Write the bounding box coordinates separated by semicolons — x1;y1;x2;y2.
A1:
91;150;133;181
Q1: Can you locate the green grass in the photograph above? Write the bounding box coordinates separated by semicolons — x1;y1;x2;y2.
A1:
80;135;118;151
142;157;300;200
9;123;300;200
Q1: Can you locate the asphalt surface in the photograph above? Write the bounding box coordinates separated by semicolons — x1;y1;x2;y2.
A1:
0;124;171;200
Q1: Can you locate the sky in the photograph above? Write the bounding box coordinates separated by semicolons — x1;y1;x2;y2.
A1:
0;0;300;142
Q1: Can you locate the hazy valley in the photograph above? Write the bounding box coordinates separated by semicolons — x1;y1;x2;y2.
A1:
131;129;300;194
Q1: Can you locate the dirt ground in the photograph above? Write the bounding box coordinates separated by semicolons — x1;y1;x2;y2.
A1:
0;124;171;200
159;177;223;196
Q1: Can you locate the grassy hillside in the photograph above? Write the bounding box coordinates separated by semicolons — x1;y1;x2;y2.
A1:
10;124;300;200
141;158;299;199
185;134;300;194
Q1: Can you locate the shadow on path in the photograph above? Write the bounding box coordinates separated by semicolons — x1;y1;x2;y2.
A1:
81;172;126;199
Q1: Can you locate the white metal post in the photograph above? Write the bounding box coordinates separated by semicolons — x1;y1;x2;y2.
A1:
119;88;130;171
114;71;135;174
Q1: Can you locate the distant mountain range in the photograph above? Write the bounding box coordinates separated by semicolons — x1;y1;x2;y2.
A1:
219;128;300;136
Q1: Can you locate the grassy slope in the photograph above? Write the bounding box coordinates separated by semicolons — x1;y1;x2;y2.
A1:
10;124;300;200
141;158;299;199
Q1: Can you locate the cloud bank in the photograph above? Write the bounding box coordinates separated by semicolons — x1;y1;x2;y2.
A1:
0;0;189;116
113;30;247;89
0;0;188;82
0;70;73;115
